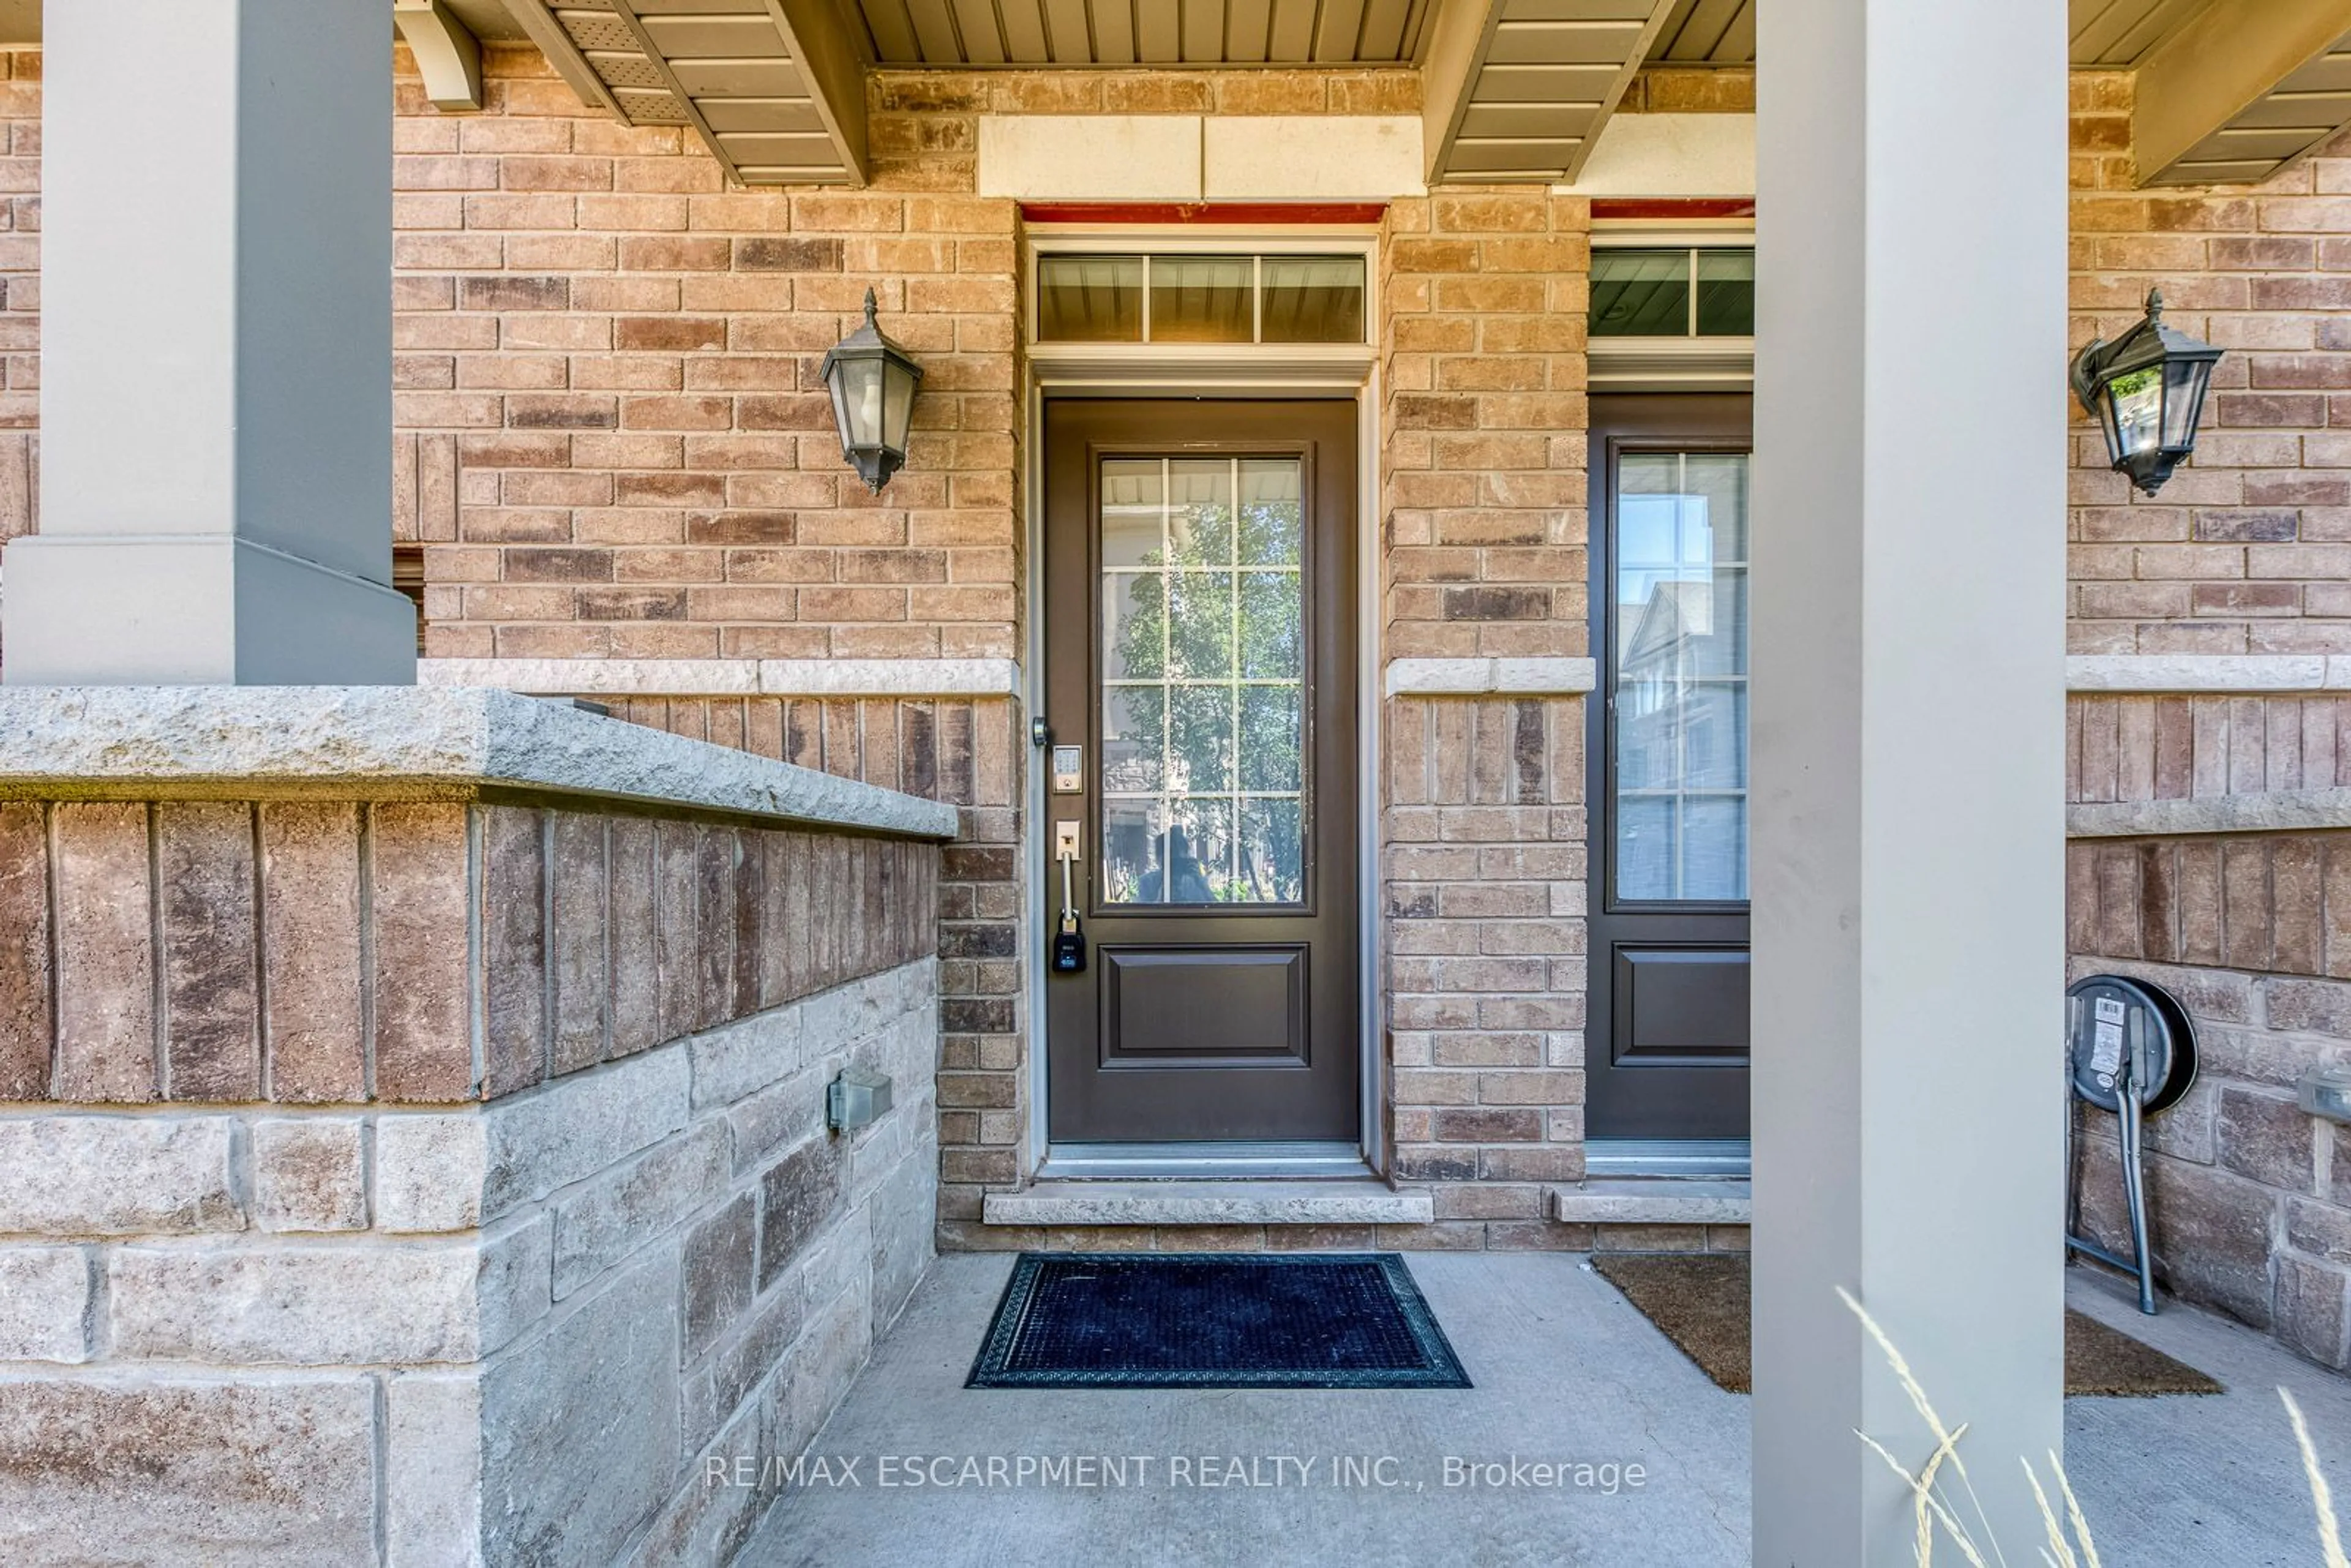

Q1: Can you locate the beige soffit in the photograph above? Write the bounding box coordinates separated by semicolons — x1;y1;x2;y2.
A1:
844;0;1434;66
2134;0;2351;187
1648;0;1751;66
1424;0;1678;184
1644;0;2217;73
502;0;869;185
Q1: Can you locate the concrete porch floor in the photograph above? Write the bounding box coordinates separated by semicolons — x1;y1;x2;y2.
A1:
737;1253;2351;1566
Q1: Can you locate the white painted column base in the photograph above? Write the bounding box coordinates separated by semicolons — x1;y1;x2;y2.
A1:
3;536;419;686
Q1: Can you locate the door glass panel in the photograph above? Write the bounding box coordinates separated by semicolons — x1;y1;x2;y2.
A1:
1148;256;1254;343
1259;255;1367;343
1591;249;1692;336
1613;451;1750;902
1038;255;1144;342
1695;249;1755;336
1101;455;1307;906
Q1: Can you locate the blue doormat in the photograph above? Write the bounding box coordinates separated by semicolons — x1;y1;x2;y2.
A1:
966;1253;1472;1389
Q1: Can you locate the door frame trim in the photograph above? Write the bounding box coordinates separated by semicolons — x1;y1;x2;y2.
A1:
1023;367;1384;1179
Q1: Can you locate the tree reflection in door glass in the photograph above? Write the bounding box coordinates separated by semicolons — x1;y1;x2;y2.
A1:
1100;456;1307;904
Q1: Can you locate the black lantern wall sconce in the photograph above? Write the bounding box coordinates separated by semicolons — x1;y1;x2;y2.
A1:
820;288;923;493
2069;287;2222;497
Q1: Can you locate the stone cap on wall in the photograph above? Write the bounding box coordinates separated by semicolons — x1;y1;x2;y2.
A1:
0;686;958;839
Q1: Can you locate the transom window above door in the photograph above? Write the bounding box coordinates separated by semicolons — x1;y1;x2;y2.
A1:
1035;252;1370;345
1591;246;1755;339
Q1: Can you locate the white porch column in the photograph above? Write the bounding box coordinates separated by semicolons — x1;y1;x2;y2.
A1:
1750;1;2066;1561
2;0;414;685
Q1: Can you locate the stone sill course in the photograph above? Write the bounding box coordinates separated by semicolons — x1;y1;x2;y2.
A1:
0;685;957;839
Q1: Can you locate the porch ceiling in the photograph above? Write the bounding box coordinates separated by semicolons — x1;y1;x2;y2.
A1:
0;1;2339;193
842;0;1437;65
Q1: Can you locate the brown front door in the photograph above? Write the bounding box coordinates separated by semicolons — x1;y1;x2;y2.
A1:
1042;398;1360;1144
1586;395;1753;1141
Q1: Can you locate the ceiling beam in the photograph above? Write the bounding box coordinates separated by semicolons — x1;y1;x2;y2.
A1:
2133;0;2351;184
1421;0;1506;183
1561;1;1679;184
394;0;484;113
765;0;872;187
497;0;624;113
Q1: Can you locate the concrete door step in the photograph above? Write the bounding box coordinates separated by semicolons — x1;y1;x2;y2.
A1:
1550;1179;1752;1226
982;1179;1434;1227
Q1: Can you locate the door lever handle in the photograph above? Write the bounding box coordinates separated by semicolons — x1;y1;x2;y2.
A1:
1052;828;1086;974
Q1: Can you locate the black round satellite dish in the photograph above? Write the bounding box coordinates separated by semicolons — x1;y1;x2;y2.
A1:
2066;974;2197;1115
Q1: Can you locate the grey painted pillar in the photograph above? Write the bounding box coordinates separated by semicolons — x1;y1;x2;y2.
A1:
2;0;414;685
1750;1;2067;1561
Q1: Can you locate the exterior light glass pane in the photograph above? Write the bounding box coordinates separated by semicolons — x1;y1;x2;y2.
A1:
882;359;917;451
1260;255;1368;343
1591;249;1693;336
1147;255;1254;343
1038;254;1143;342
837;355;883;447
1695;249;1755;336
2162;357;2211;450
2107;365;2163;456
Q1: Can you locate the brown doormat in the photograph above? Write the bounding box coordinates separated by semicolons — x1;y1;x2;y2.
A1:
1591;1253;2222;1397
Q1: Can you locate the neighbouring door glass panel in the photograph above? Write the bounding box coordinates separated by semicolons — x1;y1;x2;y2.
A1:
1101;687;1166;792
1695;249;1755;336
1260;255;1368;343
1100;459;1164;567
1038;254;1144;342
1168;459;1234;565
1168;572;1234;680
1170;684;1235;794
1149;256;1254;343
1239;798;1305;903
1591;249;1692;336
1237;571;1302;679
1238;685;1302;792
1101;454;1308;904
1613;451;1750;902
1102;572;1164;681
1239;459;1304;565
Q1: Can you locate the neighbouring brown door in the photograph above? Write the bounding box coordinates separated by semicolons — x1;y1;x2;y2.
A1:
1043;398;1360;1144
1586;395;1753;1141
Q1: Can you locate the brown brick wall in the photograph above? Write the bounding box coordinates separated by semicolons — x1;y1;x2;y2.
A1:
1382;190;1589;659
1385;697;1589;1210
392;47;1019;662
0;797;936;1106
2069;691;2351;802
2072;72;2351;655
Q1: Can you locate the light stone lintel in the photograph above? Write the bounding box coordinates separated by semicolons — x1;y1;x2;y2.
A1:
1550;1179;1751;1227
2065;654;2337;693
2067;787;2351;839
0;686;957;838
1384;656;1597;699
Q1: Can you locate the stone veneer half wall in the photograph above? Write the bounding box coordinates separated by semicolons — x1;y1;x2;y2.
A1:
0;689;951;1564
